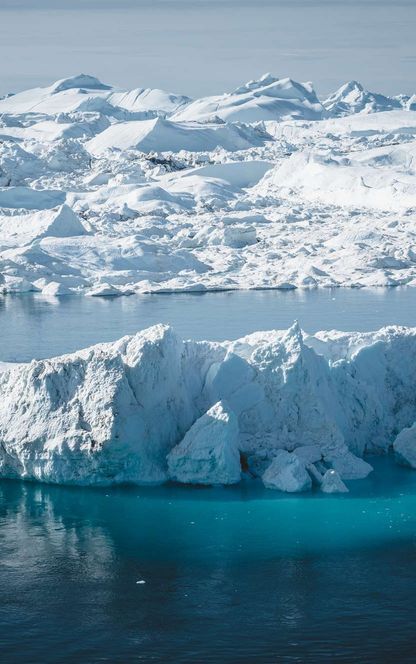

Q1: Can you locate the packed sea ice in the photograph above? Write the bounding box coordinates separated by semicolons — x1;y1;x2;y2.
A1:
1;322;416;490
0;72;415;295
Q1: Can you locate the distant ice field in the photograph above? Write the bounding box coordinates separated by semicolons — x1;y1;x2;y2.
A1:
0;71;415;296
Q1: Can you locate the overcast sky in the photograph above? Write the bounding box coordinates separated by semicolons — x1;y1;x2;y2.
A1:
0;0;414;98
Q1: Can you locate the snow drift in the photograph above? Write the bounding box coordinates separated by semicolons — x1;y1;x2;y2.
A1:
1;323;416;489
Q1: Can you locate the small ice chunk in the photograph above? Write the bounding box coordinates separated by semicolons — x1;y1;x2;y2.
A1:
167;400;241;485
86;283;122;297
393;423;416;468
275;282;297;290
42;281;71;296
325;450;373;479
321;469;349;493
262;450;312;492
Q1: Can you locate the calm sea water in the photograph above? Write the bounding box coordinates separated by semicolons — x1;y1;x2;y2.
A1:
1;287;416;361
1;290;416;662
1;459;416;663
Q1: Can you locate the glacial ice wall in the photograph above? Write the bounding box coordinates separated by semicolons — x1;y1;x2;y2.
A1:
1;323;416;489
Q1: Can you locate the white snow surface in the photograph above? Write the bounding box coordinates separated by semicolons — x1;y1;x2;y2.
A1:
2;322;416;487
323;81;404;117
0;73;416;294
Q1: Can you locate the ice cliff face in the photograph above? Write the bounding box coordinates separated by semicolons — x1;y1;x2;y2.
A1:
1;323;416;490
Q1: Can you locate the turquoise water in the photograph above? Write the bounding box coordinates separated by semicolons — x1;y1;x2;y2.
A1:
1;290;416;661
1;458;416;662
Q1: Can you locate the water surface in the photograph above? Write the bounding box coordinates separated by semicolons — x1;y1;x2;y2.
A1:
1;458;416;663
1;289;416;662
1;287;416;361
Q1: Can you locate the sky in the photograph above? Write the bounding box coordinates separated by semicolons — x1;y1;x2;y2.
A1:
0;0;415;99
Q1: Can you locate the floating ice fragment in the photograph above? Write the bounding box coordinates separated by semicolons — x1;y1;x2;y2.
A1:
167;400;241;486
86;283;122;297
321;469;349;494
262;451;312;493
393;424;416;469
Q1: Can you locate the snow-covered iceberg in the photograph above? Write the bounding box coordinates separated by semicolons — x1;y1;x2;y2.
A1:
0;74;190;118
171;74;325;123
86;117;268;155
0;205;87;249
1;323;416;489
323;80;405;117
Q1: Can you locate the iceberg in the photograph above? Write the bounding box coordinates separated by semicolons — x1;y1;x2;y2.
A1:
171;74;325;123
0;74;189;118
323;80;404;117
1;323;416;488
86;117;268;155
0;205;87;249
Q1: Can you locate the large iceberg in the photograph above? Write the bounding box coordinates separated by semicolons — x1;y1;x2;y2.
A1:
171;74;325;123
1;322;416;489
